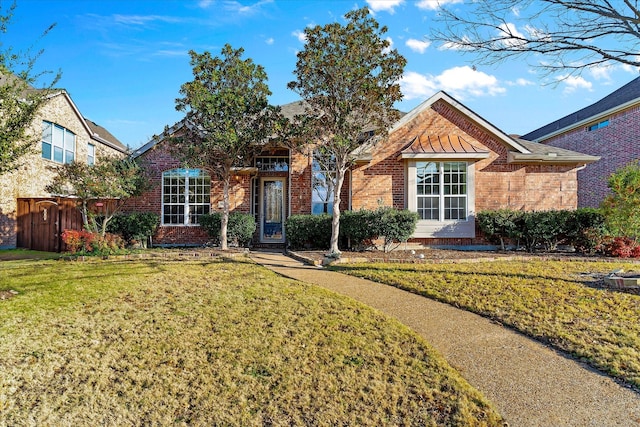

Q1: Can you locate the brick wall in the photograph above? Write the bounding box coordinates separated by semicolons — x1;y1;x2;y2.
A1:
540;105;640;207
350;99;579;215
124;142;254;246
0;93;124;249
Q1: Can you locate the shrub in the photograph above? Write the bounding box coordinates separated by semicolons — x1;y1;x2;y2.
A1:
601;236;640;258
285;214;331;250
61;229;125;255
565;208;606;254
92;233;126;255
373;207;419;253
199;212;256;247
476;209;521;250
61;229;96;253
107;212;159;247
339;210;378;250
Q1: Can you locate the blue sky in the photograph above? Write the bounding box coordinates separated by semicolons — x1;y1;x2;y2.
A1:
5;0;639;149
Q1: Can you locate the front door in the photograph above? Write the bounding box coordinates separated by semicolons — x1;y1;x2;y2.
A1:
260;178;285;243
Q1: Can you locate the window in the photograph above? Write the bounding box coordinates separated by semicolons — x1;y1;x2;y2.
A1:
255;156;289;171
587;119;609;131
162;168;211;225
416;161;467;221
87;143;95;166
312;151;336;215
42;121;75;164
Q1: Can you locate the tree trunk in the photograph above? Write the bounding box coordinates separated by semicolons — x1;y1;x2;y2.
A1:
221;175;230;251
329;167;346;256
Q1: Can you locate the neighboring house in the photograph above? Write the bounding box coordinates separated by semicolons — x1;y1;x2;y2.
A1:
0;89;128;251
125;90;598;248
522;77;640;208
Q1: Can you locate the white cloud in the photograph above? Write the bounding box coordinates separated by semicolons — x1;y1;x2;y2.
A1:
223;0;274;15
198;0;213;8
416;0;463;11
112;14;184;26
587;64;614;80
401;66;506;100
406;38;430;54
265;37;274;45
399;71;437;99
559;75;592;94
292;30;307;43
366;0;404;13
507;78;534;86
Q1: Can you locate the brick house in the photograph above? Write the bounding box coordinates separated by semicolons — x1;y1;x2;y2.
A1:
522;77;640;208
0;89;128;251
126;90;598;248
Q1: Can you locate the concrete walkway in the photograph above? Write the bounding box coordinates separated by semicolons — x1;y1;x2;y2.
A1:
250;251;640;427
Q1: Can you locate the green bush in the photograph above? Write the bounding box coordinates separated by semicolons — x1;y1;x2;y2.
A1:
285;214;332;250
565;208;606;254
199;212;256;247
286;209;418;252
373;207;419;253
107;212;159;247
339;210;379;250
476;209;521;250
478;208;607;253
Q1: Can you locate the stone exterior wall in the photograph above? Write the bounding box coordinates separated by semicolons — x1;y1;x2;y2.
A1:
540;105;640;208
0;93;124;249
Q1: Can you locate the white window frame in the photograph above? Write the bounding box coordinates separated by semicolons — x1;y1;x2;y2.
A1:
42;121;76;164
87;143;95;166
407;160;476;238
162;168;211;226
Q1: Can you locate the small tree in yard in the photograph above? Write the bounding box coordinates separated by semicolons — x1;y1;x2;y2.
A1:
601;161;640;241
175;45;283;250
0;2;60;175
288;7;406;256
46;157;147;237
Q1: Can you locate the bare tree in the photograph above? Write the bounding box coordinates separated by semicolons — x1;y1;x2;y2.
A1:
432;0;640;78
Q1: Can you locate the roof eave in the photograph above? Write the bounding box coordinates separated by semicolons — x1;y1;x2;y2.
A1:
507;152;600;164
529;99;640;142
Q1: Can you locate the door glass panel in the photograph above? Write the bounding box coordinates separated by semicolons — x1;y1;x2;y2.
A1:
262;180;283;241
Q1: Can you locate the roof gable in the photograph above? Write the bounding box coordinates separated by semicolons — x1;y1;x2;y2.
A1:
522;76;640;141
47;91;128;154
392;91;532;154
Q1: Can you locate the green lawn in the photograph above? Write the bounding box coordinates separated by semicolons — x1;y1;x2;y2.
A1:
0;257;502;426
331;260;640;389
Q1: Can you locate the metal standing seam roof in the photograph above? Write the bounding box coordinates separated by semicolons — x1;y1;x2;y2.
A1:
400;134;490;157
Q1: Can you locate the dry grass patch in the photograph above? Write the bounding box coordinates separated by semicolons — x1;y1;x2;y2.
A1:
0;258;502;426
332;260;640;389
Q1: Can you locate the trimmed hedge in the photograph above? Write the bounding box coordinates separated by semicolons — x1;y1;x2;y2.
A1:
199;212;256;247
286;208;418;251
477;208;606;253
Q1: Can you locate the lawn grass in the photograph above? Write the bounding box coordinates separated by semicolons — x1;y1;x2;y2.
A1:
331;260;640;389
0;257;502;426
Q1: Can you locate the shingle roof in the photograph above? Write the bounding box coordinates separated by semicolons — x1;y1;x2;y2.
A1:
522;76;640;141
508;137;600;164
85;118;128;152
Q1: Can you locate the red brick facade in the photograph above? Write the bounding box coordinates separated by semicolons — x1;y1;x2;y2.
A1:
538;105;640;208
128;92;589;247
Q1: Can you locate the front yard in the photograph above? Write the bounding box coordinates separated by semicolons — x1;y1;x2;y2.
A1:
331;259;640;389
0;256;501;426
